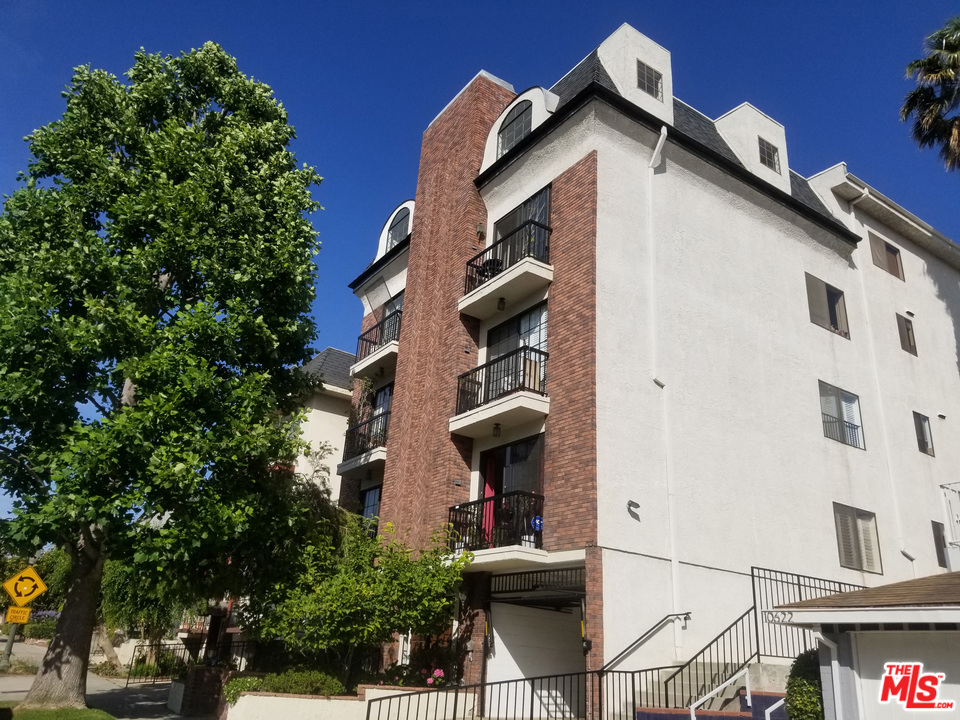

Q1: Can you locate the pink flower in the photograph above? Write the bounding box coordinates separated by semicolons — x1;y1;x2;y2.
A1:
421;669;428;674
427;678;434;685
433;669;443;678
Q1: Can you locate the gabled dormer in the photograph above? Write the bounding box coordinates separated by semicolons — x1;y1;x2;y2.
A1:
714;103;792;195
596;23;674;126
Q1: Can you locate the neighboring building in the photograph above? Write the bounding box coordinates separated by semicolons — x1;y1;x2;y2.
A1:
773;572;960;719
299;347;354;502
337;22;960;710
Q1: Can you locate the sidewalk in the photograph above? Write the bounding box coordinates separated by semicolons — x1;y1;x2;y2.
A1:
0;642;214;720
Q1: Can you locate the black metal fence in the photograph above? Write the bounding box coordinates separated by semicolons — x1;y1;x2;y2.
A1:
366;666;684;720
344;412;391;461
456;347;547;415
448;491;544;552
821;412;864;449
126;640;257;685
752;566;863;659
661;607;756;709
357;310;403;361
464;220;551;295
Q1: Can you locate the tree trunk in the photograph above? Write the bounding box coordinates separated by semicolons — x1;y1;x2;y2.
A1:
96;624;121;666
21;542;105;709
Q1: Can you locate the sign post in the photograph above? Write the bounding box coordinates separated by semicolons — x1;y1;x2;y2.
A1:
0;567;47;671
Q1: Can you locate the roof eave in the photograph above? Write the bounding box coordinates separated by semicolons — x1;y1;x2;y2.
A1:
476;82;860;247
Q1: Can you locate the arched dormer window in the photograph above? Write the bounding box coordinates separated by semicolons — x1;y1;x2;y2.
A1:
386;208;410;251
497;100;533;158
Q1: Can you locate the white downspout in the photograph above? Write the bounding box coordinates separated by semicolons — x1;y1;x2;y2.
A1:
647;126;682;658
812;630;844;720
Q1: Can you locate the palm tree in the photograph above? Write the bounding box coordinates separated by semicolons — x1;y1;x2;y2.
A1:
902;17;960;171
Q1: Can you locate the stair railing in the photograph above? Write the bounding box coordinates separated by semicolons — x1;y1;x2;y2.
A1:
662;606;758;708
601;611;690;672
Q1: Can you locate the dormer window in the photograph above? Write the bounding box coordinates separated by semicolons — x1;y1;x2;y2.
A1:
637;60;663;101
758;137;781;174
497;101;533;158
386;208;410;251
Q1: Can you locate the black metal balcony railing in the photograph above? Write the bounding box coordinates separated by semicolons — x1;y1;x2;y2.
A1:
343;411;390;461
356;310;402;362
448;491;544;552
821;412;864;449
464;220;551;295
456;346;547;415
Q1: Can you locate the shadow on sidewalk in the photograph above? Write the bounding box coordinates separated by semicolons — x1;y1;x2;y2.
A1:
85;682;212;720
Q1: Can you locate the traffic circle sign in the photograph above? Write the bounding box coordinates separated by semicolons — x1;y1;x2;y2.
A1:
3;567;48;607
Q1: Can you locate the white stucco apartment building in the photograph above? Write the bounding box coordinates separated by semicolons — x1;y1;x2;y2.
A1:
335;23;960;711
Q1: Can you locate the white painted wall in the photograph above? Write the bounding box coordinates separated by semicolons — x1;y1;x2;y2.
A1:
715;103;791;195
854;632;960;718
589;95;960;665
469;21;960;678
296;389;352;501
485;603;585;717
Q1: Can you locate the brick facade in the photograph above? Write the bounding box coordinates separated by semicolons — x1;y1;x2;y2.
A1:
377;76;515;548
542;151;599;551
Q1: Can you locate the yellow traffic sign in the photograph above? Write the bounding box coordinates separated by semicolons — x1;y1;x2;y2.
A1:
5;607;30;624
3;567;47;607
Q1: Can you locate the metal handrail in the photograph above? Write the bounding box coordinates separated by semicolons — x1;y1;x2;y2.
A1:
662;607;757;708
455;346;548;414
602;612;691;672
356;309;402;361
448;490;544;552
343;411;390;461
464;220;551;294
689;665;751;720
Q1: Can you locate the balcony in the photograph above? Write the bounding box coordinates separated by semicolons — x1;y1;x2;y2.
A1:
449;491;544;553
336;412;390;477
448;347;549;438
350;310;402;379
821;412;864;450
459;221;553;320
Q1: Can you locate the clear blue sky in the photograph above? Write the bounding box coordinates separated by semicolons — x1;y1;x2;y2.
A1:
2;1;960;356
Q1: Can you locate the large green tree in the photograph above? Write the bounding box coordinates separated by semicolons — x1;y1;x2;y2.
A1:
0;43;321;707
902;17;960;170
260;520;470;685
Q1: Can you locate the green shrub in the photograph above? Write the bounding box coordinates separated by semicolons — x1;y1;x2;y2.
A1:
785;649;825;720
262;669;346;697
92;660;125;677
23;619;57;639
224;676;264;705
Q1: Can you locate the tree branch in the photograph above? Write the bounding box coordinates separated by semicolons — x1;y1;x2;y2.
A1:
80;524;102;562
0;445;49;496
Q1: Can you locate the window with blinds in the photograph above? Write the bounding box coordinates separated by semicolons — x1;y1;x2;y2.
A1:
897;314;917;355
913;411;935;456
833;502;882;574
819;381;865;449
805;273;849;338
869;234;904;280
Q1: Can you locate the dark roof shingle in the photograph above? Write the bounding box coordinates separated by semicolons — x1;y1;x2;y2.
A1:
302;347;354;392
780;572;960;610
